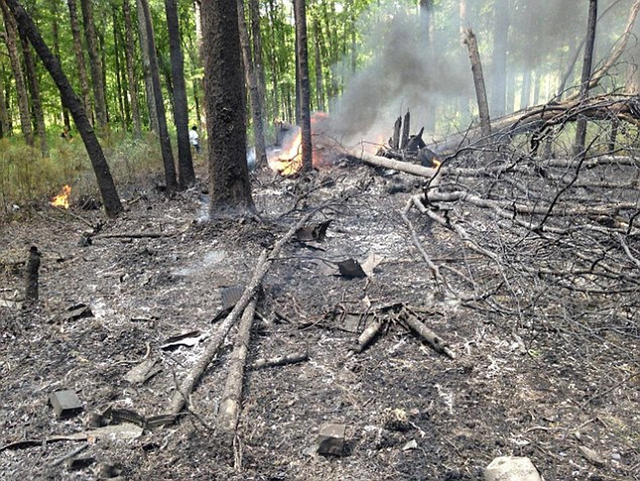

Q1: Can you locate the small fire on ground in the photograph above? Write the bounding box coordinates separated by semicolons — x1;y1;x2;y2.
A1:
50;184;71;209
268;112;332;176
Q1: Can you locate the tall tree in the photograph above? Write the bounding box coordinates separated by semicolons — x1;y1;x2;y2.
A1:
294;0;312;172
51;0;70;130
312;18;324;112
0;72;9;137
238;0;267;169
575;0;598;156
0;0;33;145
4;0;123;216
201;0;253;215
67;0;93;123
136;0;158;132
123;0;142;137
491;0;509;117
80;0;107;127
19;31;48;156
165;0;195;188
139;0;177;192
248;0;266;117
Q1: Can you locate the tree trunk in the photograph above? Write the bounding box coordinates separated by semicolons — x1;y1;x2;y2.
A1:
463;28;491;140
267;0;280;121
20;32;48;156
248;0;266;117
575;0;598;156
294;0;312;172
4;0;123;216
123;0;142;137
0;0;33;145
67;0;92;124
237;0;267;169
491;0;509;117
139;0;177;192
201;0;253;215
419;0;436;131
51;0;70;130
0;73;9;137
519;69;531;109
80;0;107;128
113;8;126;127
136;0;158;132
165;0;195;188
312;18;324;112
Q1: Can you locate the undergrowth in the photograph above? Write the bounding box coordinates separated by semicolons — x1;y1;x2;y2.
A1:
0;131;164;215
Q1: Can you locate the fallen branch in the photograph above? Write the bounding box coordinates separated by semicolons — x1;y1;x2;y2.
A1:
348;146;439;178
353;316;384;353
250;351;309;369
402;198;444;287
217;297;257;433
168;211;317;415
402;308;456;359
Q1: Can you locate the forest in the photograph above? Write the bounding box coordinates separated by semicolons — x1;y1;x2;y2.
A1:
1;0;640;480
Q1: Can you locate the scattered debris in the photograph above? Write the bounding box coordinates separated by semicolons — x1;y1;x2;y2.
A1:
579;445;606;467
316;423;346;456
49;444;89;467
401;439;418;451
337;258;367;278
160;330;205;350
49;390;83;419
124;358;160;385
484;456;542;481
58;303;94;323
354;317;385;353
65;456;95;471
295;220;332;242
220;285;245;310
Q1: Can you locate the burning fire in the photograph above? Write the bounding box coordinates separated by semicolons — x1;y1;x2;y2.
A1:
268;113;331;176
50;184;71;209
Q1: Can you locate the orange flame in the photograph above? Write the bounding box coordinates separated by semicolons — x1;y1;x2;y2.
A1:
50;184;71;209
269;130;303;176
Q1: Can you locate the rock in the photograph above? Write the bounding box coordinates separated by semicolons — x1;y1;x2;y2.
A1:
316;423;346;456
579;445;606;467
49;390;83;419
484;456;542;481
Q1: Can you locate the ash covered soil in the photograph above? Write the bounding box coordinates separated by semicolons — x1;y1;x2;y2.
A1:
1;161;638;481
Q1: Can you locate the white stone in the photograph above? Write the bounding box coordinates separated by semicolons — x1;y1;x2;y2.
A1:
484;456;542;481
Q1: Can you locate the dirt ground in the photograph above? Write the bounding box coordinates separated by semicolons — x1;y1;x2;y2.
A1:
1;159;638;481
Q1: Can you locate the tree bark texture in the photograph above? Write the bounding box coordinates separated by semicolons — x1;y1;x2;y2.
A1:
0;0;33;146
20;31;48;156
67;0;93;123
123;0;142;137
4;0;123;217
575;0;598;156
201;0;254;215
237;0;267;169
139;0;177;192
165;0;195;188
294;0;312;172
136;0;158;133
248;0;266;116
80;0;107;127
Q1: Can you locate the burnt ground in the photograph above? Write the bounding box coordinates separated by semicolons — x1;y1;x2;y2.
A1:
0;159;639;481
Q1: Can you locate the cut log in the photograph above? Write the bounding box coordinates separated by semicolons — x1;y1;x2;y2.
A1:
402;311;455;359
25;246;41;303
349;147;439;178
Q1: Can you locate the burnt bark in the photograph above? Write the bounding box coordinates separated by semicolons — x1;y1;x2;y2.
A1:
4;0;123;217
80;0;107;127
0;0;33;145
201;0;253;215
139;0;177;192
165;0;195;188
24;246;40;303
294;0;312;172
574;0;598;157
